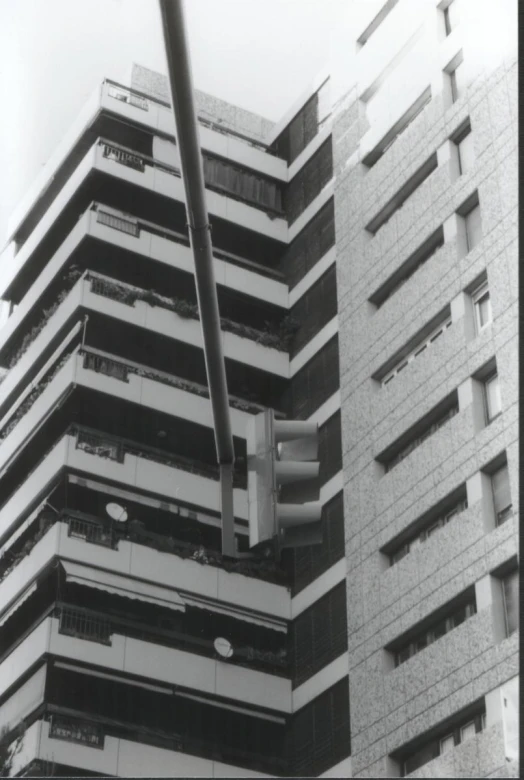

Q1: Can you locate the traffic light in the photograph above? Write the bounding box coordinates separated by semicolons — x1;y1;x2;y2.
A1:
246;409;323;554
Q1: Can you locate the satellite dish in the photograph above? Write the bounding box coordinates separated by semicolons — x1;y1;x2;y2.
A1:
214;637;233;659
105;502;128;522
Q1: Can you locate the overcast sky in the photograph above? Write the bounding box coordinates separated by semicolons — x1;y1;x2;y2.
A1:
0;0;351;246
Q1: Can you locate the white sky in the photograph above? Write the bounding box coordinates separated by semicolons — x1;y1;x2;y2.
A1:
0;0;351;246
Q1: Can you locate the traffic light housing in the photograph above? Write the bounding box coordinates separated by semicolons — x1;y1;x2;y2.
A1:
246;410;323;554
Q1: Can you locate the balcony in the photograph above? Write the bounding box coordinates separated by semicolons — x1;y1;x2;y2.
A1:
0;612;292;712
0;345;279;461
0;432;250;555
0;272;290;430
13;718;278;778
7;79;287;250
6;134;288;276
0;203;288;309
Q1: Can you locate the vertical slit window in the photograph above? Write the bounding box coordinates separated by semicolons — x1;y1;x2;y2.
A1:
502;570;519;636
491;464;512;525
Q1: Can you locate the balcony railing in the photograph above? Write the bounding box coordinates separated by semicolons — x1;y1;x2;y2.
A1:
68;515;116;548
86;270;296;351
81;346;275;415
99;138;285;217
92;201;285;280
104;79;278;156
49;714;104;749
55;601;288;676
71;423;246;487
58;605;112;646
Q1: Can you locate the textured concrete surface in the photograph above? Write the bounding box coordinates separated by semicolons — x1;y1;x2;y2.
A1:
131;64;274;143
334;4;518;774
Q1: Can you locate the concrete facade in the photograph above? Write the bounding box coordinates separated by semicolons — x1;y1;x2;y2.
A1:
333;0;518;776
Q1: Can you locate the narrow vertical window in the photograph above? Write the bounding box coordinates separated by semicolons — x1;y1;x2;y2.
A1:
502;570;519;636
472;281;492;333
484;372;502;422
453;122;475;175
443;6;452;35
464;203;482;252
491;464;512;525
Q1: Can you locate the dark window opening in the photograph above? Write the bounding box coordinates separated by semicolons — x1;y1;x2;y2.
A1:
269;93;319;165
285;139;333;225
284;336;339;420
289;678;350;777
280;199;335;289
283;492;345;595
290;582;348;687
378;392;459;473
288;265;337;357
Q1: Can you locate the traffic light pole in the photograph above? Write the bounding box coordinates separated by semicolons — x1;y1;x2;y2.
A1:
158;0;237;558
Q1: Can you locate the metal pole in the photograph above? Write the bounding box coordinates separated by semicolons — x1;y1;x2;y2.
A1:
159;0;236;557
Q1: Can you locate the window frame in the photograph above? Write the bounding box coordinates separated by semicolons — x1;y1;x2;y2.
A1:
457;129;475;176
394;597;476;666
389;496;467;566
472;281;492;333
491;464;512;526
443;6;452;36
484;371;502;423
382;315;452;387
502;570;519;637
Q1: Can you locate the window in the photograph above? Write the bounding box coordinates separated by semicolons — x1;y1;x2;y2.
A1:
457;129;475;175
290;583;347;687
460;721;477;742
443;6;452;35
288;265;337;357
380;394;459;473
362;88;431;167
449;59;465;103
491;464;512;525
393;593;476;666
284;138;333;225
290;678;350;777
357;0;401;46
290;492;345;595
380;313;451;387
269;93;319;165
280;199;335;289
484;372;502;422
440;734;454;753
365;154;438;235
399;707;485;775
502;570;519;636
472;281;492;332
464;203;482;252
369;227;445;307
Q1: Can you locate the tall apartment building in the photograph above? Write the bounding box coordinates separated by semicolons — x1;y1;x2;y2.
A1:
0;0;517;777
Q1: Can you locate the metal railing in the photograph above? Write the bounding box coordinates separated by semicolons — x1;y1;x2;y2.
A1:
75;427;124;463
49;715;104;749
96;208;140;237
68;516;115;548
82;351;129;382
58;605;112;646
102;143;145;172
104;78;276;155
90;201;284;280
71;424;243;485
